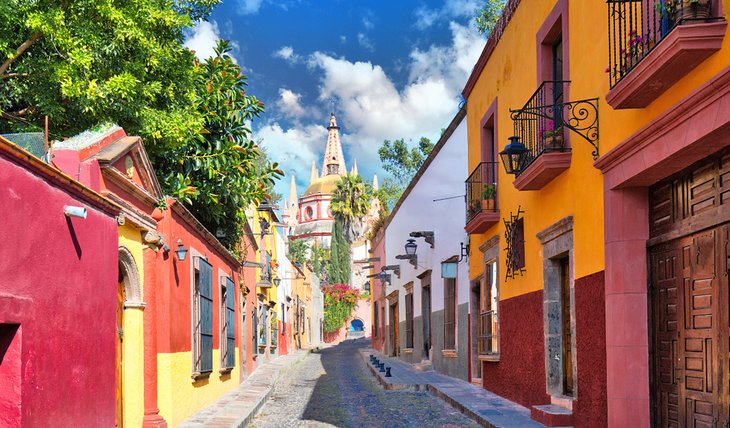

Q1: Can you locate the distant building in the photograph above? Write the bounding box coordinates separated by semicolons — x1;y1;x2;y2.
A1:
281;113;380;249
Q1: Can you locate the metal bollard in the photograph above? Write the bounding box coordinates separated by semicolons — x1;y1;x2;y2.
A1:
385;367;392;377
379;363;386;372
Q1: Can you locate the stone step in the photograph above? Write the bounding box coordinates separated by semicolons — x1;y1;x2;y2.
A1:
530;404;574;427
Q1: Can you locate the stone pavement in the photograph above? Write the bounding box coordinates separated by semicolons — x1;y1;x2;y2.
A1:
360;348;547;428
179;348;312;428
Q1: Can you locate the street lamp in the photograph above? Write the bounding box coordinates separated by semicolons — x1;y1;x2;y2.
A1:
175;239;188;262
405;239;417;256
499;135;529;175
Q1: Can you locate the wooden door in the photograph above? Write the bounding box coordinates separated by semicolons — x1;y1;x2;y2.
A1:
422;286;431;359
651;229;727;427
116;280;124;427
390;303;399;357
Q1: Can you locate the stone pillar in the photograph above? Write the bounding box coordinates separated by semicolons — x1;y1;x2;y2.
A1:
142;247;167;427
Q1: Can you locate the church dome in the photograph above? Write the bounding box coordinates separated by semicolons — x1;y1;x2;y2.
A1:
303;174;341;197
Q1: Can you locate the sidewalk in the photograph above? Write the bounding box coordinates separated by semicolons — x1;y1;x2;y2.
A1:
179;348;312;428
359;348;546;428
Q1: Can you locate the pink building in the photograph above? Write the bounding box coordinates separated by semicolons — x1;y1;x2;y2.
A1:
0;137;120;427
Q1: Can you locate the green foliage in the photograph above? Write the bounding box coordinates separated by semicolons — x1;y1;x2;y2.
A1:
327;220;351;285
0;0;210;147
287;238;309;266
377;137;434;210
310;242;331;281
153;40;283;251
330;174;372;242
322;283;359;333
475;0;507;36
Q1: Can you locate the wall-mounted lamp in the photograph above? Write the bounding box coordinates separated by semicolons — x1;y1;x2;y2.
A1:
409;231;434;248
273;278;281;286
441;255;459;279
499;135;529;175
396;239;418;268
64;205;87;219
459;242;469;262
175;239;188;262
378;271;391;284
381;265;400;279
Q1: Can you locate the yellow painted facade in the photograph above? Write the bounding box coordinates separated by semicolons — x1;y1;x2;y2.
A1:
466;0;730;299
157;350;241;426
118;223;146;428
290;264;314;349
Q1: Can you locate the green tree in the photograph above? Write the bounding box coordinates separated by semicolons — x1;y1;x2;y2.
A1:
377;137;434;210
154;40;282;251
0;0;214;149
310;242;331;281
330;173;372;242
286;238;308;266
327;220;351;285
475;0;507;36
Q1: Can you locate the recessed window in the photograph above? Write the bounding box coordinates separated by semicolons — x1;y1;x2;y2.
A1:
305;206;314;220
444;278;456;349
479;260;499;355
193;257;213;375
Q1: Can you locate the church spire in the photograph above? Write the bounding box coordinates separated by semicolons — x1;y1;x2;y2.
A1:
372;174;379;191
310;160;318;184
321;112;347;176
351;159;358;176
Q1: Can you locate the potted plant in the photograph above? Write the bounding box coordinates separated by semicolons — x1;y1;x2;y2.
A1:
540;121;565;151
673;0;711;22
481;183;496;210
655;0;675;36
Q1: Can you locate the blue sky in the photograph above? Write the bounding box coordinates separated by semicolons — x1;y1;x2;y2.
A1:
184;0;485;202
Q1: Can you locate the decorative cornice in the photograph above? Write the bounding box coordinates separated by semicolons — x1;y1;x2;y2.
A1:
537;215;574;245
479;234;500;253
595;65;730;175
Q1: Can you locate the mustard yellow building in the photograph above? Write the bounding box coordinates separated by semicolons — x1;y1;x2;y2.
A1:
463;0;729;426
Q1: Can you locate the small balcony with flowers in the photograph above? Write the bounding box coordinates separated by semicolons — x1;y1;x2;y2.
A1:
465;161;500;234
606;0;726;109
503;80;599;191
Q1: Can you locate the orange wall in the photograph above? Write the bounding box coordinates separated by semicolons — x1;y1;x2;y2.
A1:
465;0;730;299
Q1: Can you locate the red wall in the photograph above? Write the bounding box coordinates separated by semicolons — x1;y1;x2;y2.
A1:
370;233;386;352
481;290;551;407
0;154;118;426
573;271;607;427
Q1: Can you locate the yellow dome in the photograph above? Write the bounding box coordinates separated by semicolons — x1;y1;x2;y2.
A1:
303;174;341;196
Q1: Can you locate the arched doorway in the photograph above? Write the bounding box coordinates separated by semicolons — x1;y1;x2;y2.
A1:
117;247;142;428
350;319;364;332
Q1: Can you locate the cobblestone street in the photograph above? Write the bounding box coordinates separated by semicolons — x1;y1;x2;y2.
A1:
248;339;479;428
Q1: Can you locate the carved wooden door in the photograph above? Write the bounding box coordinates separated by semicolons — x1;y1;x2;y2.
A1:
651;229;727;427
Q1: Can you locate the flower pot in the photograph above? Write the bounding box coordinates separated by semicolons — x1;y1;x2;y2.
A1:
543;136;554;149
546;135;564;151
481;199;495;211
675;0;710;22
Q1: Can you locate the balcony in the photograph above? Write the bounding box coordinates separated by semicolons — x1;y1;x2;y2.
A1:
465;161;500;234
508;81;598;190
606;0;726;109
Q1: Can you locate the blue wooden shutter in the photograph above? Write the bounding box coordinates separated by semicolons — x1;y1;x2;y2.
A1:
225;277;236;368
199;258;213;372
252;305;258;354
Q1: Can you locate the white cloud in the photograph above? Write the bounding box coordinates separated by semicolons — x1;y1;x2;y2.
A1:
340;35;347;44
185;21;228;62
255;122;328;197
238;0;264;14
357;33;375;52
414;0;481;30
273;46;302;65
362;16;374;30
259;22;484;200
276;88;307;119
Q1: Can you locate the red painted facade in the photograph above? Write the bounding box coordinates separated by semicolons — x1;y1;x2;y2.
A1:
370;229;386;352
0;139;120;427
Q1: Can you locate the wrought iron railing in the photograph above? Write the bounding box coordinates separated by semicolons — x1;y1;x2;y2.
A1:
465;161;499;225
510;81;599;173
607;0;717;88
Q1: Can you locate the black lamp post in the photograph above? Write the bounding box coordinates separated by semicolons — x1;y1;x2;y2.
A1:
175;239;188;262
499;135;529;175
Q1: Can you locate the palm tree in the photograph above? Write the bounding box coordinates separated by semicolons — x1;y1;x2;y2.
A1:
330;173;372;243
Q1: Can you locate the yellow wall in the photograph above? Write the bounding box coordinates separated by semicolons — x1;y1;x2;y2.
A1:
118;223;146;428
157;350;241;426
465;0;730;300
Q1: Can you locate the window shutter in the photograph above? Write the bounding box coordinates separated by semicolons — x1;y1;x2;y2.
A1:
199;258;213;373
252;305;258;354
225;277;236;368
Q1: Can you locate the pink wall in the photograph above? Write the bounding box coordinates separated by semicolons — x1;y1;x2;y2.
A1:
0;152;119;427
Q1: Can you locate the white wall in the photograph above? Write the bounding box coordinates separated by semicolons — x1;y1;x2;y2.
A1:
383;117;469;322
